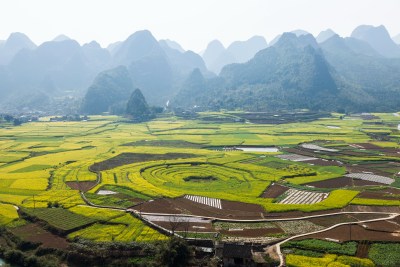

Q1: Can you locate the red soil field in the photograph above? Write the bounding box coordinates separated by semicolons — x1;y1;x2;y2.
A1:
353;143;383;150
134;198;185;214
391;216;400;224
296;224;400;242
221;199;265;213
305;176;383;188
361;220;400;232
261;183;289;198
343;205;400;213
308;214;356;227
358;190;400;200
134;197;268;220
11;223;70;249
66;181;97;192
352;179;385;186
347;213;389;221
305;177;353;188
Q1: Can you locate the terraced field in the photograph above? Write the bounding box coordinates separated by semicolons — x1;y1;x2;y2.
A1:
0;112;399;255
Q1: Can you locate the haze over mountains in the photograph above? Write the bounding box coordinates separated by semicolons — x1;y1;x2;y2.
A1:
1;24;400;114
202;36;268;74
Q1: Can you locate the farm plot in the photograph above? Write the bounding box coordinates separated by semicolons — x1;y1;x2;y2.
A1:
276;220;324;235
66;210;167;242
261;183;289;198
90;152;198;171
308;214;358;227
0;203;19;225
184;195;222;209
282;239;358;255
276;154;317;162
301;143;339;152
11;223;70;249
156;221;214;233
304;176;385;188
133;197;267;220
344;173;394;185
358;189;400;200
286;254;375;267
138;161;266;201
66;180;97;192
279;188;329;204
21;190;84;208
214;221;285;238
305;176;354;188
21;208;95;232
68;205;125;221
303;224;400;242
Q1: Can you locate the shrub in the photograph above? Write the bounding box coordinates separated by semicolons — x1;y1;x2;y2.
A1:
282;239;357;256
369;243;400;267
286;254;337;267
336;255;374;267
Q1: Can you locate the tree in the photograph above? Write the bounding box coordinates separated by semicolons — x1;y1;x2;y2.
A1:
167;215;189;236
126;88;152;121
156;237;192;267
13;118;22;126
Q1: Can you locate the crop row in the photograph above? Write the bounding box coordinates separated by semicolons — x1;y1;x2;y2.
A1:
185;195;222;209
22;207;95;231
279;189;329;204
68;213;167;242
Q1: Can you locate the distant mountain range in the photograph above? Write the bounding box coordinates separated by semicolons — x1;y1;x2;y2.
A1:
0;30;210;112
393;34;400;45
175;25;400;112
0;25;400;114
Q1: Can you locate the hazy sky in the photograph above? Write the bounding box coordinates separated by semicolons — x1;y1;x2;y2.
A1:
0;0;399;52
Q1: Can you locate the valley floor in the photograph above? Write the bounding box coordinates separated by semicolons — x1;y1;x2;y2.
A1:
0;111;399;266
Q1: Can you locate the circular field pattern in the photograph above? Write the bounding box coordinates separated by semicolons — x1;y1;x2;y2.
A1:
140;162;255;196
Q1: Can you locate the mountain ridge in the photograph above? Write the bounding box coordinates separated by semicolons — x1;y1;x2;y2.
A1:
1;26;400;114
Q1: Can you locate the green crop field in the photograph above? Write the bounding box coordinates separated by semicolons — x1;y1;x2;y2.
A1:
21;208;96;231
0;203;19;225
